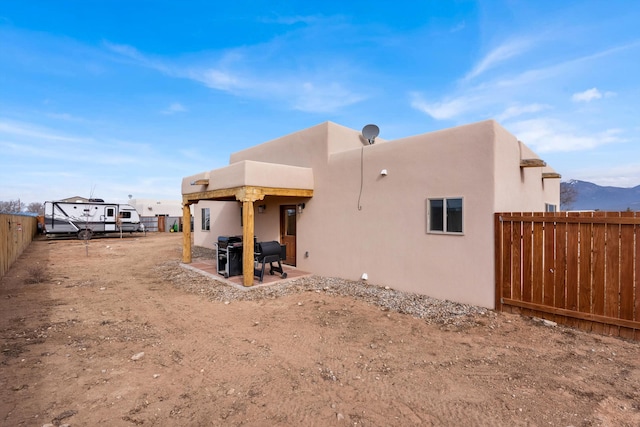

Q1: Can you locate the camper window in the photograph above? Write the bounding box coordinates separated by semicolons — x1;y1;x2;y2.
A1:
119;211;132;219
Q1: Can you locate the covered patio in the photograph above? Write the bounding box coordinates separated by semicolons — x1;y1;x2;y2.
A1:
181;160;314;287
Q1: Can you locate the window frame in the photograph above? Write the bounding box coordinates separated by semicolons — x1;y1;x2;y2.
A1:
201;207;210;231
426;197;464;235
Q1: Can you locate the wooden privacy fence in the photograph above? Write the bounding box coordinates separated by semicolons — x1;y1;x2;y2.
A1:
495;212;640;341
1;213;39;278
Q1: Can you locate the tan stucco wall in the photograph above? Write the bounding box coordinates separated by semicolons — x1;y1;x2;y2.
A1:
193;201;242;248
185;120;560;309
293;121;498;307
181;161;314;196
230;121;386;168
193;198;286;249
492;123;560;211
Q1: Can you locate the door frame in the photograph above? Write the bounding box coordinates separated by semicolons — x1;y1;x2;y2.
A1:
104;205;117;231
280;205;297;266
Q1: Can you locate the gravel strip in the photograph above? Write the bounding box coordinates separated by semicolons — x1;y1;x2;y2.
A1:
155;257;491;326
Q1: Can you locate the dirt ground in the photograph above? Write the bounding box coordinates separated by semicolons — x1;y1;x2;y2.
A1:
1;233;639;427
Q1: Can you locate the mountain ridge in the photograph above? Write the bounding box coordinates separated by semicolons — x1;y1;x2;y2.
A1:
562;180;640;211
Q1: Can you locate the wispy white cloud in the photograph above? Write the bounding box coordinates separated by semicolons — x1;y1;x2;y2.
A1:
189;68;243;91
572;88;602;102
493;41;640;90
103;37;366;114
463;37;535;81
508;118;624;153
450;21;466;33
46;112;86;122
0;116;213;182
0;118;157;166
103;41;171;74
409;93;475;120
571;87;616;102
186;64;366;112
103;41;143;60
258;14;322;25
411;35;636;149
496;103;551;121
293;81;365;113
161;103;187;115
0;119;90;143
571;163;640;188
465;35;639;89
0;137;139;165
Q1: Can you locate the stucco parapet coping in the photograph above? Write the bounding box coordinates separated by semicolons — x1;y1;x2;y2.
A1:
182;160;314;197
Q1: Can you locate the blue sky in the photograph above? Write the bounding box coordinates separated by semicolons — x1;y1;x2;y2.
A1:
1;1;639;204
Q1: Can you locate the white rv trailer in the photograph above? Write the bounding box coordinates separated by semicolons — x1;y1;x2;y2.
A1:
44;199;144;240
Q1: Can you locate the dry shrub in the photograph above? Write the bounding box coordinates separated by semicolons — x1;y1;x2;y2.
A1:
25;264;48;284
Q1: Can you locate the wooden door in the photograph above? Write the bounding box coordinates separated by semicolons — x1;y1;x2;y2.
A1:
280;205;297;266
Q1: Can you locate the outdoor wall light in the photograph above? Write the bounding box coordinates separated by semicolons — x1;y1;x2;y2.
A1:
258;204;266;214
380;169;388;176
297;203;306;213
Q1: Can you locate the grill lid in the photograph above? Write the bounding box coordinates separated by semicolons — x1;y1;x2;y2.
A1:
257;241;282;258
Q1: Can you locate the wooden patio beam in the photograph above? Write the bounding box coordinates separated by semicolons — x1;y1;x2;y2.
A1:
542;172;562;179
183;186;313;204
520;158;547;168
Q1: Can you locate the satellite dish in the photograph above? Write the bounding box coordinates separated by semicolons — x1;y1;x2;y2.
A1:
362;124;379;145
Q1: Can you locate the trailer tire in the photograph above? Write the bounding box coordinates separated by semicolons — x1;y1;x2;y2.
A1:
78;229;93;240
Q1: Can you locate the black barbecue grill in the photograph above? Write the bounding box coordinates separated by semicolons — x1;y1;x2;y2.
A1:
216;236;287;282
217;235;242;249
254;241;287;283
215;235;243;278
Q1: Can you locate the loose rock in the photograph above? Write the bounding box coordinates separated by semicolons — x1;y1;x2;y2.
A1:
131;351;145;361
162;259;489;326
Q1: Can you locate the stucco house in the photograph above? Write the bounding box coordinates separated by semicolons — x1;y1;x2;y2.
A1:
129;199;185;218
129;198;192;232
181;120;560;308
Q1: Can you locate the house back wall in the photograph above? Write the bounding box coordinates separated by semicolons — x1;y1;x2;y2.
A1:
296;121;498;308
188;120;558;309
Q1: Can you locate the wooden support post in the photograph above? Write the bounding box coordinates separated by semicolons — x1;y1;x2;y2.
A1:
242;199;255;287
182;203;192;264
